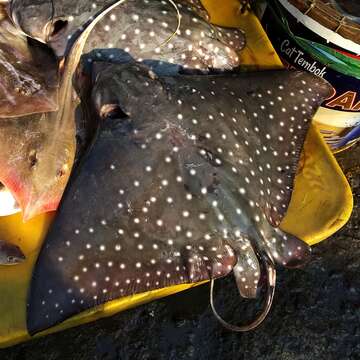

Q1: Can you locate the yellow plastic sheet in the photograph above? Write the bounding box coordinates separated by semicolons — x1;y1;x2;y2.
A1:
0;0;352;348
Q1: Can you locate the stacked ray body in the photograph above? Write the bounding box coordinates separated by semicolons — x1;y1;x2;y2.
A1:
82;0;245;72
10;0;245;72
27;61;332;334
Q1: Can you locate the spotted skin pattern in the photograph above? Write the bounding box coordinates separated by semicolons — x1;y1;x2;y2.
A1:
176;0;246;52
177;0;211;22
27;61;332;334
82;0;245;72
10;0;245;70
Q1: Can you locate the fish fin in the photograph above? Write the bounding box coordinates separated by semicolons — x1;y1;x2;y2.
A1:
0;89;58;118
211;25;246;52
272;228;311;268
176;0;246;51
232;236;260;299
171;69;332;227
261;224;311;268
177;0;211;21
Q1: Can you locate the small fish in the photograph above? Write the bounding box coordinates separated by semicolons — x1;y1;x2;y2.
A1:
27;61;332;334
9;0;245;71
0;239;25;265
0;4;58;118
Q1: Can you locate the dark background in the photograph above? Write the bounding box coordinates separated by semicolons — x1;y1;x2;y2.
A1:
0;145;359;360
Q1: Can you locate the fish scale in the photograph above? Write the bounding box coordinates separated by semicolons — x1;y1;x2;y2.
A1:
27;61;332;334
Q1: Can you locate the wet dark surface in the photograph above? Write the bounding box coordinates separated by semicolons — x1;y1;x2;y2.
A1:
1;144;359;360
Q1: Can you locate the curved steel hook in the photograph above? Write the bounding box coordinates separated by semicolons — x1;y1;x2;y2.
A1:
210;256;276;332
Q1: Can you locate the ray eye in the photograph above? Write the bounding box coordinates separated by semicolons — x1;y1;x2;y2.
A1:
100;104;128;120
48;19;68;39
28;151;38;168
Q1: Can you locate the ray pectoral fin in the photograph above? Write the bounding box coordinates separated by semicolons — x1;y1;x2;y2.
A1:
212;25;246;52
265;228;312;268
177;0;211;22
27;228;236;335
0;88;58;118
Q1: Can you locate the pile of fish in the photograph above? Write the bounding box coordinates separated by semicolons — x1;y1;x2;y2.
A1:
0;0;333;334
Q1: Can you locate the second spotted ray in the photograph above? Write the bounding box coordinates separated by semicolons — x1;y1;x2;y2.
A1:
27;61;332;334
83;0;245;72
10;0;245;71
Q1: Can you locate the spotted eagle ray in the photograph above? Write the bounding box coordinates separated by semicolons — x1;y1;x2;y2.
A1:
9;0;245;72
0;4;58;117
27;60;332;334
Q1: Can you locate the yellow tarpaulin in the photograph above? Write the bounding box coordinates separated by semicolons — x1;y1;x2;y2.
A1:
0;0;353;348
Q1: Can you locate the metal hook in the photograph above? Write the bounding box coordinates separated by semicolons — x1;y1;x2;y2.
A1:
210;256;276;332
